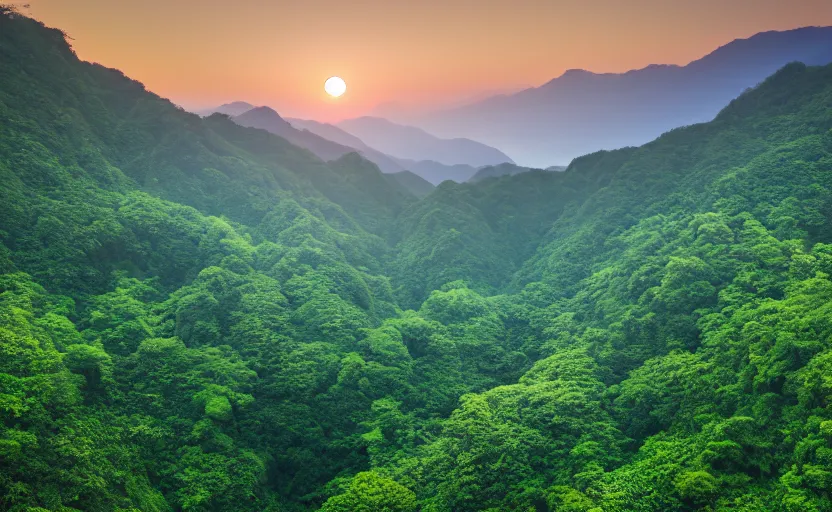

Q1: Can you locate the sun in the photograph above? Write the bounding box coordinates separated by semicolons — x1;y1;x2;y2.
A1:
324;76;346;98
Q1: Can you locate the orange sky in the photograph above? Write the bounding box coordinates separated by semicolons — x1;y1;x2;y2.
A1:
24;0;832;121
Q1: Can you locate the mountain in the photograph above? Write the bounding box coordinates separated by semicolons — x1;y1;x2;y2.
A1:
7;8;832;512
287;117;405;172
467;162;538;183
384;170;435;198
0;10;426;507
198;100;254;117
288;117;368;149
415;26;832;166
389;158;479;184
337;116;515;167
233;106;359;162
465;162;567;182
287;117;482;184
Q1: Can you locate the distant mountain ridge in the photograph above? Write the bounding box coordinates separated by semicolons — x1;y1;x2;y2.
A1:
413;26;832;166
337;116;515;167
232;106;358;162
196;104;489;184
287;117;406;173
198;102;367;164
288;117;484;184
468;163;534;183
198;101;254;117
392;159;479;185
467;163;567;183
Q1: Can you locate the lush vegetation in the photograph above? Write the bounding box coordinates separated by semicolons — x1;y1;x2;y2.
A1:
2;9;832;512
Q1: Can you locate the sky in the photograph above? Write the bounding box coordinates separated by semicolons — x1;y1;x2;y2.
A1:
24;0;832;121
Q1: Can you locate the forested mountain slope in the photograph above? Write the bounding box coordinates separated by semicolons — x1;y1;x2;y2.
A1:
3;9;832;512
384;171;436;198
467;162;537;182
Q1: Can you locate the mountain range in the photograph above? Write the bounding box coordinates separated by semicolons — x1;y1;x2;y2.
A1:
6;8;832;511
287;118;491;184
232;107;437;194
198;100;256;117
467;163;566;183
199;104;516;185
285;117;406;173
200;27;832;170
336;116;514;167
232;106;359;162
409;26;832;166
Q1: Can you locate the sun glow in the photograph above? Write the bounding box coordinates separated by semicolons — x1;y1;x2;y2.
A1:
324;76;347;97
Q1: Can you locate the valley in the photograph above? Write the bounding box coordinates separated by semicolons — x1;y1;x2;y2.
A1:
2;6;832;512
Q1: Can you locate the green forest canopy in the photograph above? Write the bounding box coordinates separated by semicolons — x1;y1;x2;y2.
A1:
2;9;832;512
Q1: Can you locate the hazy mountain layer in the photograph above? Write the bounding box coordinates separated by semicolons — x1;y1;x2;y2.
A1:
231;106;360;162
468;162;539;182
288;117;483;184
389;158;478;184
286;117;406;173
198;100;255;117
337;115;515;167
415;26;832;166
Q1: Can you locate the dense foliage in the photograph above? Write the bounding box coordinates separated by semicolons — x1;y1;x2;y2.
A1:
2;9;832;512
